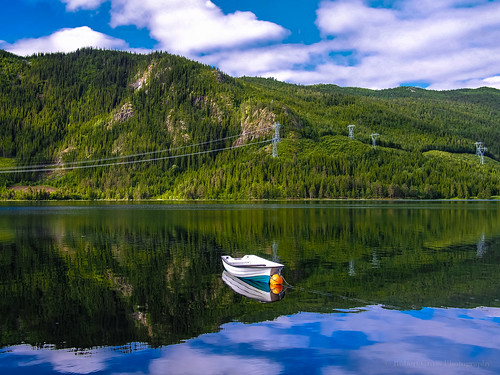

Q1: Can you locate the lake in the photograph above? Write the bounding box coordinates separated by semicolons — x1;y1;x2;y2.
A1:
0;201;499;374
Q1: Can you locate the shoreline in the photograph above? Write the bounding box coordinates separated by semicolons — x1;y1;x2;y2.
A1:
1;197;499;203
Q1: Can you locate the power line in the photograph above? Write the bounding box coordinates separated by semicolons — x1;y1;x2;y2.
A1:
0;126;275;173
0;126;274;171
0;138;273;174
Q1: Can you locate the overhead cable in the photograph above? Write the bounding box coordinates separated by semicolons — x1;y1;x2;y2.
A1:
0;126;275;173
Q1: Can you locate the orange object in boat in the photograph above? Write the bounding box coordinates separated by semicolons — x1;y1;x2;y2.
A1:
270;273;283;285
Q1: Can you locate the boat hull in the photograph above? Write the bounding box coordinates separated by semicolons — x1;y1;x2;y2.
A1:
221;255;283;282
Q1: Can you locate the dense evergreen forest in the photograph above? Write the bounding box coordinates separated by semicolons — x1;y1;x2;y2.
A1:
1;48;500;200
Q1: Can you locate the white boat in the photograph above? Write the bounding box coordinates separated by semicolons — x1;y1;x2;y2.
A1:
222;271;285;303
221;255;284;282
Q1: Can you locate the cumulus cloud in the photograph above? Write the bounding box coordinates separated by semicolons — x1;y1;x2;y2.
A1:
316;0;500;57
17;0;500;89
107;0;288;55
482;76;500;87
202;0;500;89
316;0;396;36
200;43;323;77
2;26;129;56
61;0;106;11
309;0;500;88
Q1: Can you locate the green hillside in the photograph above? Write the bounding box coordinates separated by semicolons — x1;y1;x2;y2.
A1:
1;48;500;200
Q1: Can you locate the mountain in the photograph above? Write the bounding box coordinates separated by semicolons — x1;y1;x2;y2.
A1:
1;48;500;200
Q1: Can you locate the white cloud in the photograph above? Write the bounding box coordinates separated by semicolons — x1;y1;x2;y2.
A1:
201;43;322;77
27;0;500;89
482;76;500;87
206;0;500;89
2;26;129;56
309;0;500;88
107;0;288;55
316;0;395;35
61;0;106;11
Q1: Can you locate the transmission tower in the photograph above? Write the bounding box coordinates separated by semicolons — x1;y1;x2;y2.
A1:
475;142;487;164
348;259;356;277
272;240;279;261
370;133;380;148
371;249;380;268
272;122;281;158
348;124;355;139
477;233;486;258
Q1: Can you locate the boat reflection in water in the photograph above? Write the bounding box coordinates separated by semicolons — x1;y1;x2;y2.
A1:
222;271;286;303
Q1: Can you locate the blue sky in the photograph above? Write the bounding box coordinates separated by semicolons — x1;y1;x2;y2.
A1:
1;0;500;90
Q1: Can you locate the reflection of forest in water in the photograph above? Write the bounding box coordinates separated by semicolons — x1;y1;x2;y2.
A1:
1;202;499;349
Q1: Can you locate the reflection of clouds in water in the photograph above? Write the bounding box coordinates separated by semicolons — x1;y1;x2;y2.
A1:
470;306;500;318
312;305;500;350
321;366;358;375
149;345;283;375
3;306;499;374
218;323;310;350
199;320;310;352
196;306;499;374
355;342;493;375
360;306;499;349
7;344;116;374
320;306;499;374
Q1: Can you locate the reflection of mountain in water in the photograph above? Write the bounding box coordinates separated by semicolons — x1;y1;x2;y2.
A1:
1;202;500;349
4;305;499;375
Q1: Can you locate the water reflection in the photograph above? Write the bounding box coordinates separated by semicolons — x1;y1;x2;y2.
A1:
221;271;286;303
477;233;487;258
0;201;500;373
3;305;499;374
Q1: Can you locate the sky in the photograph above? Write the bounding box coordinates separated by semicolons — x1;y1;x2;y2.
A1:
1;0;500;90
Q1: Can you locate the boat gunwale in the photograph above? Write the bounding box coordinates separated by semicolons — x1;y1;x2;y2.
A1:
221;255;284;269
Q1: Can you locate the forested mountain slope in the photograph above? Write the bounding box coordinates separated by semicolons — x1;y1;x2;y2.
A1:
1;48;500;199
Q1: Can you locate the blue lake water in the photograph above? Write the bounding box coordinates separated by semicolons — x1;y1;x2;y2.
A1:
0;201;499;374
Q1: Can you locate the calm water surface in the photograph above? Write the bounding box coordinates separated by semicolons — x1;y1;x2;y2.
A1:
0;201;499;374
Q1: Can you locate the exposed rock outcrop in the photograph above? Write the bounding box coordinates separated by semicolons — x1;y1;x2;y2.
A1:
166;111;190;144
131;63;154;91
233;102;276;147
107;103;134;129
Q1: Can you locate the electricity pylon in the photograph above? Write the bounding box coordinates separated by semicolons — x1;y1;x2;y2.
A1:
348;124;355;139
272;122;281;158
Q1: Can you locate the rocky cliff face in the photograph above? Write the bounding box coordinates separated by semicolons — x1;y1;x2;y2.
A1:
233;102;276;147
108;103;135;129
